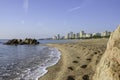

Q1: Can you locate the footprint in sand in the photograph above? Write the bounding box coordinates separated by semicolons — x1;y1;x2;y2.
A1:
68;67;74;71
82;75;89;80
76;57;80;59
81;65;87;69
86;58;91;61
72;61;78;63
67;76;75;80
94;52;98;54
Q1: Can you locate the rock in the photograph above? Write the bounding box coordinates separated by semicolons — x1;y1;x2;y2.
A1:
5;39;19;45
93;25;120;80
4;38;39;45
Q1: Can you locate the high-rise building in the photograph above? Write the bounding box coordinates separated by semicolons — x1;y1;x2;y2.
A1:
92;33;101;36
52;36;57;40
64;35;68;39
75;33;80;39
69;32;74;39
57;34;60;40
67;33;70;39
73;34;75;39
86;33;92;38
53;30;111;40
80;31;85;38
101;31;111;37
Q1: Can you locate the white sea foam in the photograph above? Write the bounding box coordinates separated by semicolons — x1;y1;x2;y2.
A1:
14;47;61;80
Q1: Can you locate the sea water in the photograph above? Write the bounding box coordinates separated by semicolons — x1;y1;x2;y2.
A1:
0;40;61;80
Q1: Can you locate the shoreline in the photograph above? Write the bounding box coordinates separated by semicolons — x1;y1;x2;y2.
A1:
39;39;108;80
38;44;64;80
14;46;61;80
35;47;61;80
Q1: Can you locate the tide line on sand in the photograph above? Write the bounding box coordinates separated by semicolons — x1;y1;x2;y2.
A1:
39;39;108;80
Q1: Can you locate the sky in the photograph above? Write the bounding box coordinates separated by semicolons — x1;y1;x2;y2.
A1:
0;0;120;39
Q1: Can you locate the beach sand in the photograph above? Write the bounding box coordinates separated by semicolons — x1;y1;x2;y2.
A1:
39;39;108;80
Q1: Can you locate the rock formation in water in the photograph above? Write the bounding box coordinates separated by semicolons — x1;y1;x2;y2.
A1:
4;38;39;45
93;26;120;80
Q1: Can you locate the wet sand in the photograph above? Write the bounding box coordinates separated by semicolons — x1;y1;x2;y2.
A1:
39;39;108;80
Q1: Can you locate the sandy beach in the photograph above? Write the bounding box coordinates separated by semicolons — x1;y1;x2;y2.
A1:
39;39;108;80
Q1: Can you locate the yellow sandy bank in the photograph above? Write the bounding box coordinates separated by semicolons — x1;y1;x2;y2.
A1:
39;39;108;80
93;26;120;80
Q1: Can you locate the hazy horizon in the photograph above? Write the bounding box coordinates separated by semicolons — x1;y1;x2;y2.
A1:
0;0;119;39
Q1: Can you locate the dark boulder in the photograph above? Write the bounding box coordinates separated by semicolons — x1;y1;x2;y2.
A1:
4;38;39;45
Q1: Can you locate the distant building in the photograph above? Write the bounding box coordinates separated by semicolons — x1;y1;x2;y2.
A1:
108;32;111;36
69;32;74;39
53;34;61;40
64;33;70;39
86;33;92;38
80;31;85;38
75;33;80;39
67;33;70;39
82;33;86;38
92;33;101;36
57;34;60;40
53;36;57;40
61;36;65;39
101;31;111;37
72;34;76;39
64;35;68;39
52;30;111;40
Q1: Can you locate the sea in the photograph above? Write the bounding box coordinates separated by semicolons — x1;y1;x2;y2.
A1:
0;39;77;80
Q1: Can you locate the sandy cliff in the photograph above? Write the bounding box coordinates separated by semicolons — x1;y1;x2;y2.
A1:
93;26;120;80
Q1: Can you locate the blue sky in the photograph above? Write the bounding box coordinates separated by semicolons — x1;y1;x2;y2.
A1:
0;0;120;39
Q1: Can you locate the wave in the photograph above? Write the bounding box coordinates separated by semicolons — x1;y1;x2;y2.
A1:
14;47;61;80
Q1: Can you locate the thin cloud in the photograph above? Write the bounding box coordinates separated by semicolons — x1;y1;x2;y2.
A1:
68;7;81;12
23;0;29;13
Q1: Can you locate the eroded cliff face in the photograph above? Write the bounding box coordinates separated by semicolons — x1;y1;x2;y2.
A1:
93;26;120;80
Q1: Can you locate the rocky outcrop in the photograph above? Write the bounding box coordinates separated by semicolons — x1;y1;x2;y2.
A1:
4;38;39;45
93;26;120;80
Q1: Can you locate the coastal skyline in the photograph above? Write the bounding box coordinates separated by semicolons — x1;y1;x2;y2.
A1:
0;0;120;39
52;30;111;40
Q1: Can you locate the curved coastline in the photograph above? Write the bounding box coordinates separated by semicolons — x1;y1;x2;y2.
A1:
16;47;61;80
0;41;61;80
39;39;108;80
36;47;61;80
